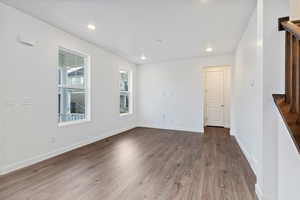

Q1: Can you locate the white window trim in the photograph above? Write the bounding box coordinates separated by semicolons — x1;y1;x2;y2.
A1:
58;119;91;127
58;46;91;127
119;69;133;116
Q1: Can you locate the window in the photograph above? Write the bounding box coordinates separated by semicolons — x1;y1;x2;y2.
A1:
120;70;131;115
58;48;90;124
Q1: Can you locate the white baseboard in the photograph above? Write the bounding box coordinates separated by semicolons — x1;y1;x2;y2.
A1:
137;124;204;133
255;183;263;200
235;136;263;199
229;129;236;136
235;135;264;200
234;135;258;176
0;126;136;175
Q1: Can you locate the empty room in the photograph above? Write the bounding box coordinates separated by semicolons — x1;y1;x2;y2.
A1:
0;0;300;200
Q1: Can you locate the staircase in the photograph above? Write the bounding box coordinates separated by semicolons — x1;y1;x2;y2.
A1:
273;17;300;153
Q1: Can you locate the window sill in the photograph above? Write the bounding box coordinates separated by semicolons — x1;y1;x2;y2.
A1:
120;113;132;117
58;119;91;127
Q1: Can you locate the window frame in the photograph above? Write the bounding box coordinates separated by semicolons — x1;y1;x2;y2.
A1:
58;46;91;127
119;69;133;116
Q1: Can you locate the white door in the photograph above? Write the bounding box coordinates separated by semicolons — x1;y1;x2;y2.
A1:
205;70;224;127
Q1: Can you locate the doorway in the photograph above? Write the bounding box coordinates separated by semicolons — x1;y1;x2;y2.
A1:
203;66;231;128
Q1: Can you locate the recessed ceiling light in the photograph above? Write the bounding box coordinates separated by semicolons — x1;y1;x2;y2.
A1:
206;47;213;52
140;54;147;60
87;24;96;30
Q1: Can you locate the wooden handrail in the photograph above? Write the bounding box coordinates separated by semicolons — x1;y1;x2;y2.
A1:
281;21;300;40
274;17;300;154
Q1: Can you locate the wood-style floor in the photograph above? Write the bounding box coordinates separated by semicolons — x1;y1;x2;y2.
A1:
0;127;257;200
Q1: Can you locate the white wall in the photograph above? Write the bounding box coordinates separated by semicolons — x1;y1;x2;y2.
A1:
137;55;233;133
277;111;300;200
289;0;300;20
232;7;263;194
262;0;289;199
233;0;290;199
0;3;137;174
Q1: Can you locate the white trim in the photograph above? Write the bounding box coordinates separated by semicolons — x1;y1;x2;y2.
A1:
58;119;91;127
57;46;91;126
0;134;4;175
119;69;133;115
0;126;136;175
0;110;4;175
138;124;204;134
202;66;231;128
234;135;263;200
255;183;263;200
234;135;258;176
120;113;132;117
229;129;236;136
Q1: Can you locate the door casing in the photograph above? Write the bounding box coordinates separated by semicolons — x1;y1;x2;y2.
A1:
203;66;231;128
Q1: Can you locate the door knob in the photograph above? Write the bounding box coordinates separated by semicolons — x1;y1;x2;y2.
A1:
221;105;225;107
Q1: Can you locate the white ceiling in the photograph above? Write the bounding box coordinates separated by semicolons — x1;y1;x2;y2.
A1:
1;0;256;64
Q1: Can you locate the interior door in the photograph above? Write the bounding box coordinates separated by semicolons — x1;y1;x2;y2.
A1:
205;70;224;127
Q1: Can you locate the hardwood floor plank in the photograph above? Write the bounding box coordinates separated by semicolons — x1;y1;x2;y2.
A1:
0;127;257;200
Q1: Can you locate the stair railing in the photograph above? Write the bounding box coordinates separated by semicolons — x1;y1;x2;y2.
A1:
274;17;300;153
